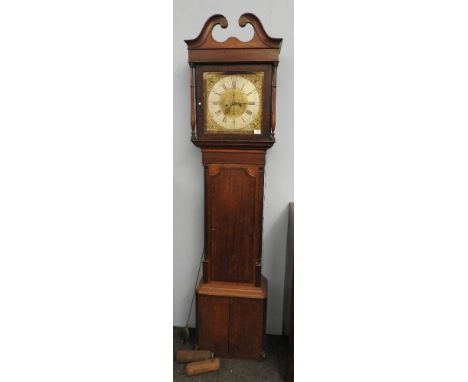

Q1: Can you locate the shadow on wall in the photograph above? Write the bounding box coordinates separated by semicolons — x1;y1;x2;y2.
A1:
262;203;289;333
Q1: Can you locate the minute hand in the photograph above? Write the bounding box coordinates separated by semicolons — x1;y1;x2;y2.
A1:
232;102;255;106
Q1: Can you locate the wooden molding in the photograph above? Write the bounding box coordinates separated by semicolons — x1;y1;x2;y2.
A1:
193;139;275;150
185;14;228;49
196;277;268;300
201;149;266;165
185;13;282;50
185;13;282;63
207;164;221;177
246;166;259;178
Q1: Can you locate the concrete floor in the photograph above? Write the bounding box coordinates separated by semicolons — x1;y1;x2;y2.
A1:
173;327;289;382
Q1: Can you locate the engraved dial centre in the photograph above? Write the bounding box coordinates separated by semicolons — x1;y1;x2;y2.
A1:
220;88;249;117
205;72;263;132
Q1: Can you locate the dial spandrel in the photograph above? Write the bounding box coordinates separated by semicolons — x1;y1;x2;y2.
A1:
204;72;263;133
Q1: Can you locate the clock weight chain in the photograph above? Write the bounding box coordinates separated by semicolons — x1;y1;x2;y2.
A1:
180;247;205;344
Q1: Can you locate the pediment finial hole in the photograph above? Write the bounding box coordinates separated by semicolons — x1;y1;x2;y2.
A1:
211;17;254;43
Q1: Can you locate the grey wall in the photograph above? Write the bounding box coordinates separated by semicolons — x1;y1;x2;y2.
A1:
173;0;293;335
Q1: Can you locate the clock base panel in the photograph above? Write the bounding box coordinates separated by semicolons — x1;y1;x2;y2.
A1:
196;277;267;360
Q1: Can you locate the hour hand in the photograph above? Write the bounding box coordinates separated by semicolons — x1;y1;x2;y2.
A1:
223;102;232;113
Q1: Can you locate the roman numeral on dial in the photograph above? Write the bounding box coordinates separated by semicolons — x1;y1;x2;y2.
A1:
206;72;262;131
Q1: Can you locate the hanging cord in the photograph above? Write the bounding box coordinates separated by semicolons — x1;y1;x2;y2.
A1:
185;247;204;326
181;247;205;343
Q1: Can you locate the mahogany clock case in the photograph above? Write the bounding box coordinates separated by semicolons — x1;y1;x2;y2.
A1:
201;148;266;287
196;283;267;360
194;63;273;143
182;13;285;361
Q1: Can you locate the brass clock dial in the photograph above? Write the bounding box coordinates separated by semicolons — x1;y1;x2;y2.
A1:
204;72;263;133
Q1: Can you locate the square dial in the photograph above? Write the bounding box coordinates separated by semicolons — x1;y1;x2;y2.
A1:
204;71;263;134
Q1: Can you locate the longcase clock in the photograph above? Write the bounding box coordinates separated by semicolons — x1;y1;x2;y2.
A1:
185;13;282;360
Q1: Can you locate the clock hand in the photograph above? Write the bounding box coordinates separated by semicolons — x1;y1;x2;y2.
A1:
231;101;250;106
224;102;235;115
